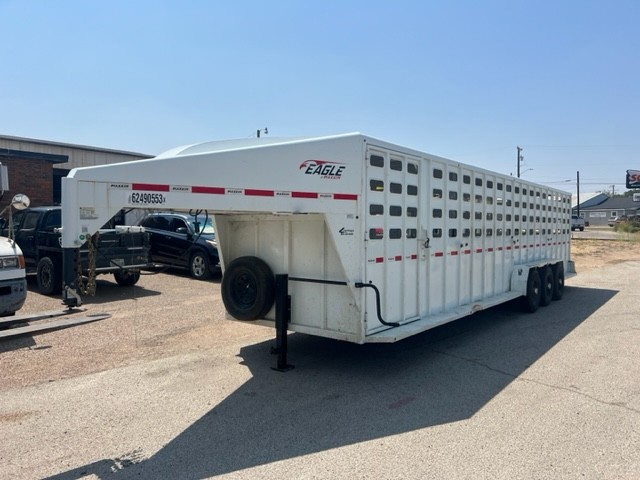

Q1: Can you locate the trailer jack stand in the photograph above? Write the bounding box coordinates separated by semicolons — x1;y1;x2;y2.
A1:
271;274;294;372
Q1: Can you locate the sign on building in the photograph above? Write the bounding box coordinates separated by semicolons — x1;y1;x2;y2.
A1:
626;169;640;189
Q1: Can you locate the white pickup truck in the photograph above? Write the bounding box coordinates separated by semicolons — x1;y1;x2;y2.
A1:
0;169;28;316
571;215;586;231
0;235;26;316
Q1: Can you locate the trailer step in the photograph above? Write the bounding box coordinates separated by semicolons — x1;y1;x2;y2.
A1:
0;308;87;328
0;312;111;339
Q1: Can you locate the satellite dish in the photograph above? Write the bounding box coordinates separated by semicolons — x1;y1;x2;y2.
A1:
11;194;30;210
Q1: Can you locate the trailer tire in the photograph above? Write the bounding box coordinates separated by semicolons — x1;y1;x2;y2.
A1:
539;266;553;307
37;256;62;295
221;256;275;321
521;268;541;313
551;262;565;301
113;269;140;286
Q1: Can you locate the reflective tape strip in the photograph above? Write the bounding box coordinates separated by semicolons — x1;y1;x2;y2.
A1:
128;183;356;201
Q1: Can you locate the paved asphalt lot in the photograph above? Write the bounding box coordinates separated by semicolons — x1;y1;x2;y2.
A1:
1;260;639;479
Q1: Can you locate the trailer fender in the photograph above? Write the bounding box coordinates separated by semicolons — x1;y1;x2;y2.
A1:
221;256;275;321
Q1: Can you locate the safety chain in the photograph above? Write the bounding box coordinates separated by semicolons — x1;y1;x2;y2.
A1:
76;232;98;296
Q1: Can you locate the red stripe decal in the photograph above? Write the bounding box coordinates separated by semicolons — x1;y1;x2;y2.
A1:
488;248;494;252
193;186;225;194
514;246;520;249
434;252;444;257
395;255;402;261
132;183;170;192
450;251;458;256
292;191;318;199
476;248;483;253
376;257;384;263
506;246;512;250
498;247;503;251
334;193;358;201
410;254;417;259
245;189;274;197
464;249;471;254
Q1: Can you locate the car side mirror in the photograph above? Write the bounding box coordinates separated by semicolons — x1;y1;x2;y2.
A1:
175;227;188;235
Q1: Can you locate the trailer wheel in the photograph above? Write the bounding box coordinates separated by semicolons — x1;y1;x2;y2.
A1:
539;266;553;307
521;268;541;313
551;262;565;301
221;256;275;320
37;256;62;295
113;269;140;286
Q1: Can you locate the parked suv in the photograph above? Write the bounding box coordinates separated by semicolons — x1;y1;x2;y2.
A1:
138;212;220;279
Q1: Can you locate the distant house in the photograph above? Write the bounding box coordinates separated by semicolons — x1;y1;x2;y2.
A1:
571;192;608;210
579;196;640;226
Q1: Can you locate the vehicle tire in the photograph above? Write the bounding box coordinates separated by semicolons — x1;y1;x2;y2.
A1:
189;250;211;280
221;256;275;320
37;256;62;295
551;262;565;301
579;227;584;231
113;269;140;286
521;268;541;313
539;266;553;307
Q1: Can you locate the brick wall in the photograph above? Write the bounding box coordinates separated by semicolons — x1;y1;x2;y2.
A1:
0;157;54;213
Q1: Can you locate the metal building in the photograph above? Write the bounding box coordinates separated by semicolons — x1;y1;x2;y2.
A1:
0;135;152;210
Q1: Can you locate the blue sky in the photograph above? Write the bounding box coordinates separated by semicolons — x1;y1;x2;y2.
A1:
1;0;638;194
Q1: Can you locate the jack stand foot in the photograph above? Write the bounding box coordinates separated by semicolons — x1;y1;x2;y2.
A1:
270;347;294;372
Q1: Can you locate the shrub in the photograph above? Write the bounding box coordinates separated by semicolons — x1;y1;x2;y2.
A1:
615;220;640;234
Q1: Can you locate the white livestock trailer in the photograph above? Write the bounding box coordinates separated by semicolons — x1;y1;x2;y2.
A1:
60;133;574;356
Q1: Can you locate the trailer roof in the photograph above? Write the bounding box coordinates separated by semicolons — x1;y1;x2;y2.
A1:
156;132;363;158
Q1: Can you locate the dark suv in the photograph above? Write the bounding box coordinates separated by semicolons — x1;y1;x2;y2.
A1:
138;212;220;280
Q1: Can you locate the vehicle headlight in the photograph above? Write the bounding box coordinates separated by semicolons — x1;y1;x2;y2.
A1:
0;256;21;269
205;239;217;248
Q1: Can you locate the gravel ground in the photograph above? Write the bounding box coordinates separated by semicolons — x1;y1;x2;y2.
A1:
1;242;639;479
0;271;273;391
3;236;639;391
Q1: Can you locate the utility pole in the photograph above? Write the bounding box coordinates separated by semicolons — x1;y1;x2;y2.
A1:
517;146;523;178
576;171;580;218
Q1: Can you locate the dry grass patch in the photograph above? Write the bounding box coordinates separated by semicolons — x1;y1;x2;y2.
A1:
571;237;640;272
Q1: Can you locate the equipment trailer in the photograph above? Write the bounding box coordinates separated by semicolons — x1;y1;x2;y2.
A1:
60;133;574;352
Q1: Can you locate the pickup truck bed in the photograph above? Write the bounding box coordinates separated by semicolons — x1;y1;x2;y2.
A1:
4;206;150;295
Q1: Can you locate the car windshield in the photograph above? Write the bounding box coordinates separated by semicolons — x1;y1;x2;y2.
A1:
190;216;215;235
